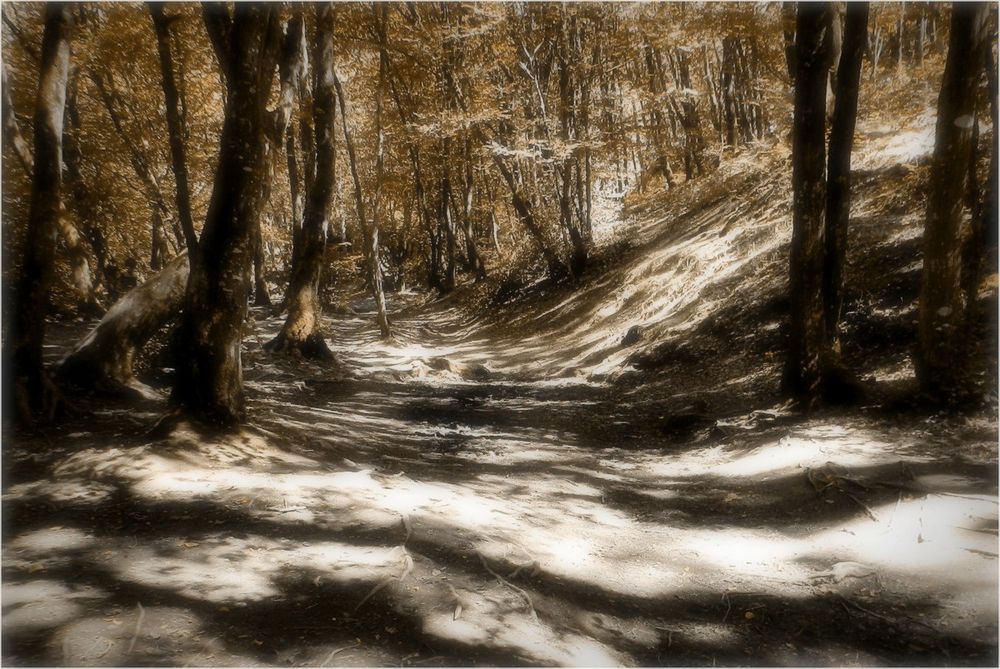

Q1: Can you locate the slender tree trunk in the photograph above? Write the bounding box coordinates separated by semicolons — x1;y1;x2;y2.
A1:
170;4;280;426
333;70;391;338
253;223;271;306
781;2;797;81
8;3;72;424
267;3;336;358
823;3;869;355
783;3;832;405
149;2;198;254
916;2;990;400
60;73;103;313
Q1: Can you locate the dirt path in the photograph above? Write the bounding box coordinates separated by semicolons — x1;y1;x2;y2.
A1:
4;294;997;667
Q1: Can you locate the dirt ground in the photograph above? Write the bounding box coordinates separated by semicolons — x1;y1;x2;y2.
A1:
3;114;998;666
3;285;997;666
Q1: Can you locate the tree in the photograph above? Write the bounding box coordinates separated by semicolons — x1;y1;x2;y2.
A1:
334;67;392;339
916;2;991;401
822;3;869;365
7;3;73;424
266;4;336;358
783;2;832;405
169;3;281;426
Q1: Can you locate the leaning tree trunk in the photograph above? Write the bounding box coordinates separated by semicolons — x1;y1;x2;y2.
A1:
8;3;72;424
782;2;832;406
916;2;990;401
267;3;336;359
58;254;189;397
170;4;280;426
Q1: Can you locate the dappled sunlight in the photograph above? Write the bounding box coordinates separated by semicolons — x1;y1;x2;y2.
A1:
105;535;404;604
2;580;107;636
633;423;924;482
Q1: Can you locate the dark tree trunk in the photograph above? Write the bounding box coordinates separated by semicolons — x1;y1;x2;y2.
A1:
8;3;72;424
7;62;101;315
781;2;797;81
916;2;990;401
267;3;336;359
783;3;832;405
823;3;869;353
676;47;707;180
58;254;189;397
170;4;280;427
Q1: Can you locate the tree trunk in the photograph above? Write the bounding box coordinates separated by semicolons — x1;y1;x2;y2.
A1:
916;2;990;401
333;69;392;338
781;2;797;81
170;4;280;426
823;3;869;355
253;222;272;306
149;2;198;254
267;3;336;358
462;140;486;281
58;254;189;397
8;3;72;424
782;3;832;405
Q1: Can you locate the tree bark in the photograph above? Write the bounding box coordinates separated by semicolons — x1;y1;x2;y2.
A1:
823;3;869;352
916;2;990;400
149;2;198;254
267;3;336;358
333;69;392;338
170;4;280;426
8;3;73;424
783;2;832;405
58;254;189;397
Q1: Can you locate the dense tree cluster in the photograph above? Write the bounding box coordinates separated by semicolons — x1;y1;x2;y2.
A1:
1;2;995;428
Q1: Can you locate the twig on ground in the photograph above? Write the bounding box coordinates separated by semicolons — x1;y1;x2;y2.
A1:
721;592;732;622
127;602;145;654
355;552;413;612
842;490;879;522
321;642;360;667
402;513;412;545
477;550;538;621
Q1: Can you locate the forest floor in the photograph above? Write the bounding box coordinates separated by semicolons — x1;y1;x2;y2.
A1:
4;113;999;667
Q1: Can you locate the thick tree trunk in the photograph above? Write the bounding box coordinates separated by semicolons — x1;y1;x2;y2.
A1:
267;3;335;358
58;254;188;397
170;4;280;426
8;3;72;424
916;2;990;400
823;3;869;354
782;3;832;405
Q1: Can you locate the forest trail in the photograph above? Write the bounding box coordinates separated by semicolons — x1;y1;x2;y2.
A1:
5;119;998;667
